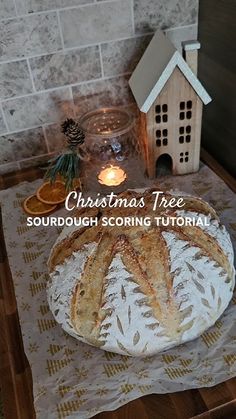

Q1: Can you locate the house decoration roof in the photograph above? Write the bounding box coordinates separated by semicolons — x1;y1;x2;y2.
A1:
182;40;201;51
129;30;212;113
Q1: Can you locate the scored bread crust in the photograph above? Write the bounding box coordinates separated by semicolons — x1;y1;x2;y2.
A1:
47;190;235;356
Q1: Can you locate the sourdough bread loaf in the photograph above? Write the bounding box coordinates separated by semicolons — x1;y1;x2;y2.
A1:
47;190;235;356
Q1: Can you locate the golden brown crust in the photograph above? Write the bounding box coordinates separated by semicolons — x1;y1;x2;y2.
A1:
48;207;101;272
71;232;115;346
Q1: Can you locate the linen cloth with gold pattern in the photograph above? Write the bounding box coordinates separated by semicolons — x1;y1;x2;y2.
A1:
0;163;236;419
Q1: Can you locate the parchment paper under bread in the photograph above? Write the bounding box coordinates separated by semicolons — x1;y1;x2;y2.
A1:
0;163;236;419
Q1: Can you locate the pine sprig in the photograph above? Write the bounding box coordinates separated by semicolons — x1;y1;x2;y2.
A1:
45;152;81;191
45;118;85;190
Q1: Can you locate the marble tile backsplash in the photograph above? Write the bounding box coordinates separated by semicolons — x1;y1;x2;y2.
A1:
2;87;74;131
101;35;152;77
133;0;198;33
0;0;199;174
0;128;47;165
0;61;33;99
0;13;61;61
15;0;92;14
60;1;133;48
73;75;133;118
0;0;16;19
29;46;102;90
0;108;7;134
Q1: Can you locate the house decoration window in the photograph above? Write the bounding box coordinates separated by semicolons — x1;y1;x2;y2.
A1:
156;128;168;147
155;104;168;124
179;151;189;163
179;101;192;120
179;125;191;143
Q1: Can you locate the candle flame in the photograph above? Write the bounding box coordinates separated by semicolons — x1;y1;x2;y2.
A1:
98;165;127;186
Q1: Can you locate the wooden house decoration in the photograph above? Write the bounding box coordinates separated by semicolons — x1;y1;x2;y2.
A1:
129;30;212;177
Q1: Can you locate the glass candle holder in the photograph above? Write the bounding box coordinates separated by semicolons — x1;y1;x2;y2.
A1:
79;107;141;193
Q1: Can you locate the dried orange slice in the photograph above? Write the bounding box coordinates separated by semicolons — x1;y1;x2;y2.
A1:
36;180;69;205
23;195;57;216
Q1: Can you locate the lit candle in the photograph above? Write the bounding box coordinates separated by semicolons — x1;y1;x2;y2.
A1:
98;165;127;186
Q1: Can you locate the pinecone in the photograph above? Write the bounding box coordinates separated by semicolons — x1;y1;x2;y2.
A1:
61;118;85;148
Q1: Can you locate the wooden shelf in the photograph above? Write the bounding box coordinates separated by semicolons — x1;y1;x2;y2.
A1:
0;153;235;419
201;148;236;193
